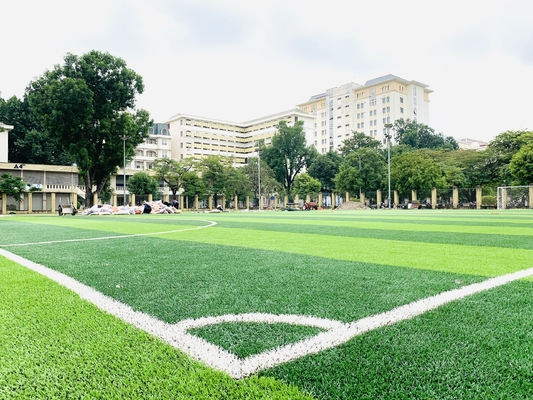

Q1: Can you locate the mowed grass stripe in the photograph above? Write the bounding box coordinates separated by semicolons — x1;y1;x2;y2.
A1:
210;221;533;250
0;257;314;399
207;212;533;232
2;238;486;323
166;227;533;276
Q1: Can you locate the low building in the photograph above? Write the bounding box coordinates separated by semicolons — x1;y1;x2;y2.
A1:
457;138;488;150
0;162;80;214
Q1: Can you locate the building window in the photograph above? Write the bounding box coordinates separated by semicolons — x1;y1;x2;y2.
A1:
400;97;404;103
400;107;404;114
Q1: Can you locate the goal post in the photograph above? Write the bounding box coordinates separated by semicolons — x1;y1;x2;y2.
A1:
497;185;533;210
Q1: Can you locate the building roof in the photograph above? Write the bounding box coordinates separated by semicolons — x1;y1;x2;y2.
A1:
363;74;432;92
165;108;312;128
308;93;326;101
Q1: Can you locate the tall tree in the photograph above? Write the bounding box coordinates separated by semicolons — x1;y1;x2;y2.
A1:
307;151;343;191
181;170;204;199
199;156;236;205
127;172;159;200
26;50;151;207
240;158;280;204
262;120;313;198
339;131;382;156
334;148;386;197
153;157;195;200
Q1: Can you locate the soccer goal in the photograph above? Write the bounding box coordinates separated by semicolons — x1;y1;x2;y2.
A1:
497;185;532;209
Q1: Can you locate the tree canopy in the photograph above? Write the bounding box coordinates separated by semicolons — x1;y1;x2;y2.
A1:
335;148;386;197
509;143;533;185
26;50;151;207
307;151;343;191
390;151;446;194
339;131;382;156
0;173;41;203
486;130;533;185
393;118;458;151
127;172;159;198
262;120;314;197
240;157;280;203
292;173;322;198
153;157;195;199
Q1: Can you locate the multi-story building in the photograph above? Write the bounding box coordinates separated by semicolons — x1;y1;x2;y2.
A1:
165;109;315;163
298;74;432;153
129;74;431;169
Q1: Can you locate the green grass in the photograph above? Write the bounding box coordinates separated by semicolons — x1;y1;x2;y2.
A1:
0;257;313;399
190;323;326;359
1;209;533;399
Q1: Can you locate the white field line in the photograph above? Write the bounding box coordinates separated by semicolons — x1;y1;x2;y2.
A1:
0;219;217;247
1;246;532;378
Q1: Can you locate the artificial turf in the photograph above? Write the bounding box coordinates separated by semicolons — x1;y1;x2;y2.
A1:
0;257;314;399
1;209;533;399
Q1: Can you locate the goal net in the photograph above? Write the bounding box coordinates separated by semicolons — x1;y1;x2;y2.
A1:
497;186;532;209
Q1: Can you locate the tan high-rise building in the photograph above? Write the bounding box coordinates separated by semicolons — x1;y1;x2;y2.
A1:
298;74;432;153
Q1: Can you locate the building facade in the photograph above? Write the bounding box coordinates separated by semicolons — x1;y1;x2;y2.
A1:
131;74;431;167
298;74;432;153
165;109;315;163
0;122;14;163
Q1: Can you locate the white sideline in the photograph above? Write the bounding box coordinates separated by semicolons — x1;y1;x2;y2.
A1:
0;219;217;247
1;246;532;379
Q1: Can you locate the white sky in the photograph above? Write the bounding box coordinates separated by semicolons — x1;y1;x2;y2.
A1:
2;0;533;142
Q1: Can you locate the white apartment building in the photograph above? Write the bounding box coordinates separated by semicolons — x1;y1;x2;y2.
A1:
298;74;432;153
165;109;315;163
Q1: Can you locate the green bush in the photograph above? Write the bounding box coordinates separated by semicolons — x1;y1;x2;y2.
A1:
481;195;496;206
6;204;17;211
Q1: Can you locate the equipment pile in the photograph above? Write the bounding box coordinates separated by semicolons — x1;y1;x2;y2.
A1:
81;200;181;215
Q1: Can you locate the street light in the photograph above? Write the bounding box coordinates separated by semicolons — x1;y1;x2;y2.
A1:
349;149;362;199
384;123;393;209
122;136;127;206
257;140;262;210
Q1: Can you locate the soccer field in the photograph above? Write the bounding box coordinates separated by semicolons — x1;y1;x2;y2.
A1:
1;209;533;399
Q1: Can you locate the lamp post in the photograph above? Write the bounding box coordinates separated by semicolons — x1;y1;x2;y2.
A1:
349;149;362;199
257;140;262;210
122;136;127;206
384;123;393;209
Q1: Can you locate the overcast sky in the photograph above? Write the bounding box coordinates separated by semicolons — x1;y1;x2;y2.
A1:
2;0;533;142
